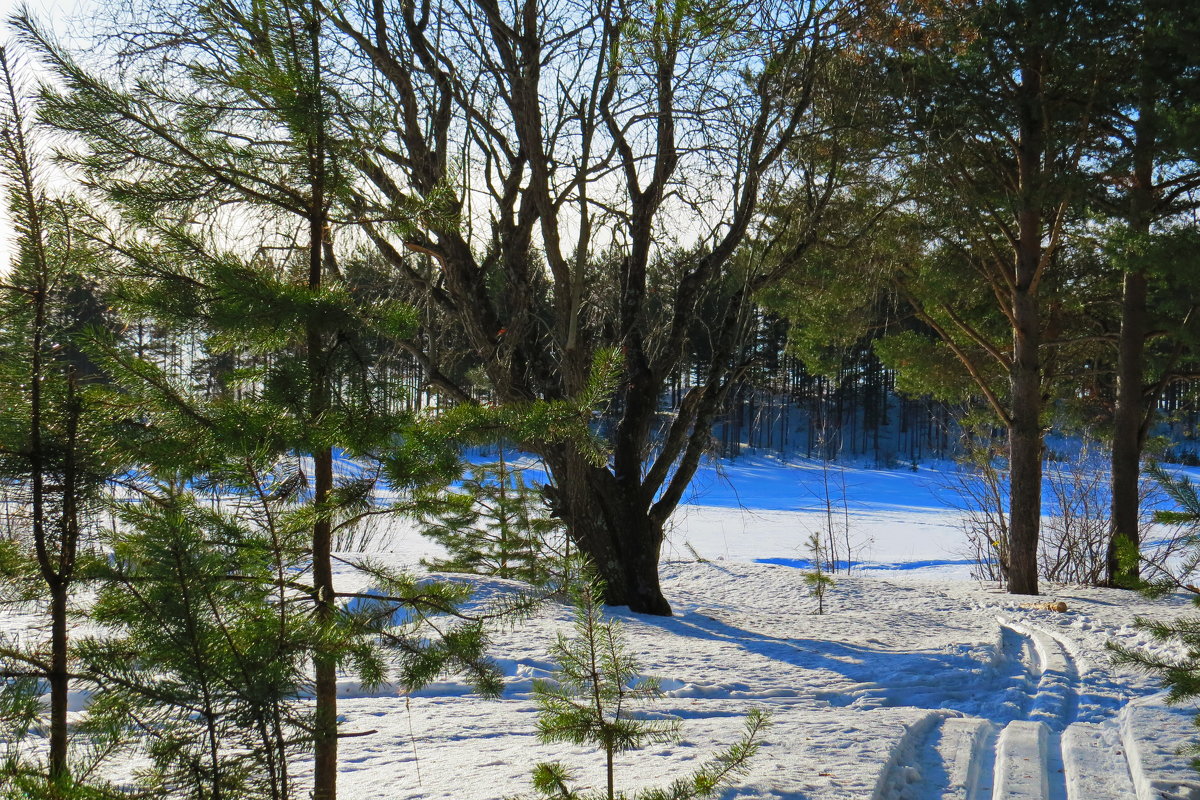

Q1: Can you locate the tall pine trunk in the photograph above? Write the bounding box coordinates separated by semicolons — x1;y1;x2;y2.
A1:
310;445;337;800
1005;49;1048;597
1107;86;1156;588
305;9;337;788
307;238;338;797
1108;267;1148;586
1008;292;1043;595
306;200;337;800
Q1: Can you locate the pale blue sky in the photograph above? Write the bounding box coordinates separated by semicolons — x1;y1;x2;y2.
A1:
0;0;98;268
1;0;94;33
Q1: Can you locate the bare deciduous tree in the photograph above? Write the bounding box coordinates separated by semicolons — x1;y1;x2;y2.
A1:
322;0;860;613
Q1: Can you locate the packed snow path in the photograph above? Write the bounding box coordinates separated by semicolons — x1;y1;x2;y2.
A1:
872;617;1125;800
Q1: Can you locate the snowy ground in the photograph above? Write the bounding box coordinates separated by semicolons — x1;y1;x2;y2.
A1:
328;556;1200;800
8;456;1200;799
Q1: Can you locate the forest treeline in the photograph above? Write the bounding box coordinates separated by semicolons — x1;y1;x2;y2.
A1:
1;0;1199;796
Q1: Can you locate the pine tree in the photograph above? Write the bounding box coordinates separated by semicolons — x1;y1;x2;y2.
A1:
0;49;125;796
74;328;538;798
1094;0;1200;588
803;531;835;615
517;579;768;800
73;229;575;797
75;462;511;800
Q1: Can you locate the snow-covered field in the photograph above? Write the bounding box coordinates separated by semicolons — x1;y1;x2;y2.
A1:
8;456;1200;799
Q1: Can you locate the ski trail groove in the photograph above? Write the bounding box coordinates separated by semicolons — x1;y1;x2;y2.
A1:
991;620;1076;800
992;619;1140;800
873;619;1114;800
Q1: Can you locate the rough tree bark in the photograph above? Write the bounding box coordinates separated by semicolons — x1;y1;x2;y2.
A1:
1104;34;1158;589
1006;46;1048;597
543;452;671;614
1107;266;1148;588
305;8;339;794
1008;264;1044;596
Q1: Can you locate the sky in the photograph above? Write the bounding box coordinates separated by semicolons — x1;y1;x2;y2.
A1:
0;0;97;268
0;0;91;32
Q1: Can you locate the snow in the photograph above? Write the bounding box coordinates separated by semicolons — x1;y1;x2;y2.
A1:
1120;700;1200;800
7;456;1200;798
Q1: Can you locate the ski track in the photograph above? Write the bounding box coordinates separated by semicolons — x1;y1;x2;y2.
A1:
872;613;1141;800
325;565;1199;799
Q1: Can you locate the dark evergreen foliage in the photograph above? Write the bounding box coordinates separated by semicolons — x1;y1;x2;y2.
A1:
419;455;569;586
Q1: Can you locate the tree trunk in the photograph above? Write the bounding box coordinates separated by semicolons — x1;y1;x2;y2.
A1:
51;369;81;786
1008;286;1042;595
1005;41;1048;598
1108;267;1148;587
48;580;69;784
305;9;337;795
1008;218;1043;596
1108;74;1157;588
311;446;337;800
544;451;671;615
307;235;337;798
307;191;336;800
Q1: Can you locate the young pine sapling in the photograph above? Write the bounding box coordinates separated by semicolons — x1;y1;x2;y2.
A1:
1108;464;1200;770
516;578;768;800
420;452;569;587
803;531;835;615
